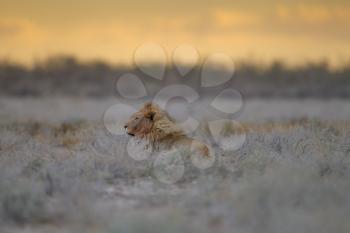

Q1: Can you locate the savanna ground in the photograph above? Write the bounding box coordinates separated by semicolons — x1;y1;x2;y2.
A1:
1;102;350;233
1;59;350;232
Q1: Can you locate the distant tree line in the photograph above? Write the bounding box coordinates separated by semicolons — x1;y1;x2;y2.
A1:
0;56;349;98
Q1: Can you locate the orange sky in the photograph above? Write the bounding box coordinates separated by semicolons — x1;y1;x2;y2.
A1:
1;0;350;67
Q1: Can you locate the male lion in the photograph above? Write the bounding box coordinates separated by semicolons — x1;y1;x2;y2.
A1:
124;102;210;158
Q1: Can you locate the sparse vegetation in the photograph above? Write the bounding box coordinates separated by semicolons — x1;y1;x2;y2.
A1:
0;119;349;233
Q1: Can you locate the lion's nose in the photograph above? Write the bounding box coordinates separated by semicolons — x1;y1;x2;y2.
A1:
124;125;128;129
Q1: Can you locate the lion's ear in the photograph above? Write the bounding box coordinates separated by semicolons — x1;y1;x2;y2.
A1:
144;110;155;121
143;102;153;109
143;102;155;120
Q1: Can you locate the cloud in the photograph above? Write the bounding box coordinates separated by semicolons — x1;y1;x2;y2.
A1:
0;19;32;38
0;19;46;43
0;22;20;37
276;4;350;25
212;8;261;28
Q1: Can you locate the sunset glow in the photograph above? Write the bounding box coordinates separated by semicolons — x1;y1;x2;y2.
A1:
1;0;350;67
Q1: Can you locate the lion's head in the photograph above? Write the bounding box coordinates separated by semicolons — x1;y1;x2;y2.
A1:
124;102;184;143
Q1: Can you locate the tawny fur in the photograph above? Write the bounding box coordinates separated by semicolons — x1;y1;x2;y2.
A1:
125;102;209;157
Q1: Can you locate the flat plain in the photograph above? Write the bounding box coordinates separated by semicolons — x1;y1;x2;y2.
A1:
1;97;350;233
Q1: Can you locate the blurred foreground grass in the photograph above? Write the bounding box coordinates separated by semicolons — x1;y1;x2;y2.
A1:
0;119;350;233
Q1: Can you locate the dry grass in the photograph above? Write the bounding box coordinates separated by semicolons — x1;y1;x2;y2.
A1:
0;119;350;233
